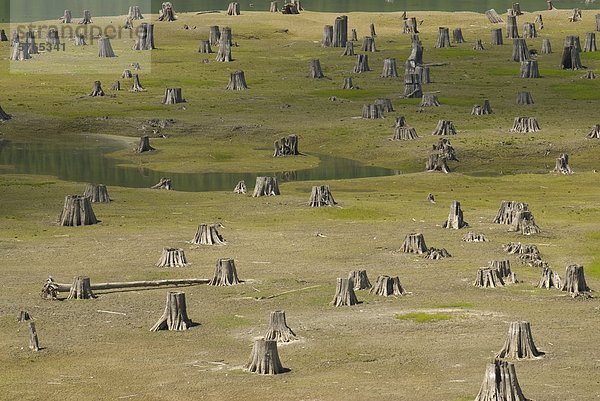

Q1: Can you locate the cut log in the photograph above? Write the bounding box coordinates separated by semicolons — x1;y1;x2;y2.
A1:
68;276;96;299
245;339;285;374
435;27;451;48
523;22;537;39
226;70;248;90
98;36;116;57
491;28;504;45
162;88;186;104
133;23;155;50
426;154;450;173
60;9;72;23
353;54;370;73
209;26;221;46
158;2;177;21
420;94;440;107
485;9;503;24
541;38;552;54
374;98;393;112
309;59;324;78
253;177;280;196
510;117;540;133
264;310;296;342
128;5;144;20
452;28;465;43
553;153;573;175
560;45;584;70
568;8;582;23
227;2;241;16
474;359;529;401
342;41;355;56
331;278;359;306
471;99;493;115
561;264;590;297
361;36;376;52
122;69;133;78
191;223;226;245
474;267;505;288
348;270;371;290
370;275;406;297
392;126;418;141
215;40;232;62
516;91;534;105
473;39;485;51
537;266;561;289
136;135;155;153
588;124;600;138
322;25;333;47
270;2;278;12
79;10;92;24
89;81;105;97
415;65;431;84
512;38;529;62
401;233;428;254
583;32;597;52
381;58;398;78
308;185;336;207
443;200;468;229
28;321;40;351
582;70;596;79
150;291;192;331
403;17;419;34
156;248;188;268
510;210;541;235
433;138;457;161
403;73;422;98
362;104;384;119
151;177;172;190
425;248;451;259
273;134;299;156
351;29;358;41
370;23;376;38
198;40;212;53
58;195;97;226
234;180;247;194
209;258;240;286
432;120;457;135
506;15;519;39
462;232;488;242
520;60;540;78
10;41;30;61
332;16;348;48
83;183;110;203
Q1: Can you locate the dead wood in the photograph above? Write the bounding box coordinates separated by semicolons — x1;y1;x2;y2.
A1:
520;60;540;78
122;69;133;78
473;39;485;50
79;10;92;24
209;258;240;286
136;135;155;153
158;2;177;21
516;91;534;105
342;41;355;56
226;70;248;90
425;248;451;259
322;25;333;47
583;32;597;52
264;310;296;342
553;153;573;174
587;124;600;138
245;339;285;374
98;36;116;57
443;200;468;229
151;177;172;190
375;98;393;112
227;2;241;16
490;260;517;283
426;154;450;173
309;59;324;78
333;15;348;48
89;81;105;97
474;360;530;401
370;275;406;296
133;23;155;50
471;99;493;115
191;223;226;245
560;44;584;70
561;264;591;298
362;104;384;119
582;70;596;79
381;58;398;77
401;233;428;254
420;94;440;107
537;266;561;289
28;321;40;351
510;210;541;235
18;311;31;322
432;120;457;135
474;267;505;288
209;26;221;46
273;134;299;156
46;28;60;46
361;36;376;52
353;54;370;73
510;117;540;133
252;176;280;196
60;9;72;23
462;232;488;242
415;65;431;84
485;9;503;24
541;38;552;54
331;278;359;306
435;27;451;48
348;270;371;290
68;276;96;299
111;80;121;91
270;2;279;12
512;38;529;62
83;183;110;202
308;185;336;207
128;6;144;20
162;88;186;104
403;17;419;34
403;73;422;98
392;126;418;141
452;28;465;43
569;8;582;22
156;248;188;267
351;29;357;41
150;291;192;331
523;22;537;39
506;15;519;39
491;28;504;45
58;195;98;226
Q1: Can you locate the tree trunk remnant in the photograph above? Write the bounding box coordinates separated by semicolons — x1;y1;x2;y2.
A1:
273;134;299;156
28;321;40;351
162;88;186;104
403;73;422;98
548;1;556;10
403;17;419;34
41;277;59;300
46;28;60;46
362;104;384;119
503;241;539;255
308;185;336;207
79;10;92;24
122;69;133;78
331;278;359;306
89;81;105;97
353;54;370;73
151;177;172;190
198;40;212;53
452;28;465;43
510;117;540;133
10;42;30;61
381;58;398;78
270;2;278;12
368;22;376;38
68;276;96;299
560;45;584;69
264;310;296;342
541;38;552;54
583;32;597;52
474;359;529;401
569;8;582;22
350;29;358;41
209;258;240;286
156;248;188;268
61;9;72;23
443;200;468;229
136;135;154;153
392;126;418;141
361;36;376;52
191;223;226;245
98;36;116;57
281;3;299;14
474;268;505;288
520;60;540;78
158;2;177;21
432;120;457;135
510;210;540;235
74;33;86;46
253;177;280;196
512;3;523;15
234;180;247;194
435;27;451;48
408;40;424;64
565;35;582;52
561;264;590;297
25;31;38;54
111;79;122;90
597;14;600;31
506;15;519;39
427;192;435;203
485;9;503;24
342;41;355;56
309;59;324;78
370;275;406;297
588;124;600;138
535;14;544;30
490;260;517;283
473;39;485;50
420;94;440;107
18;311;31;322
425;247;452;259
83;183;110;203
433;138;457;161
415;65;431;84
553;153;573;174
215;39;232;62
332;15;348;48
150;291;192;331
128;6;144;20
463;232;488;242
133;23;155;50
516;91;534;105
582;70;596;79
471;99;493;115
537;266;561;289
401;233;428;254
322;25;333;47
226;70;248;90
0;29;7;42
374;98;393;112
426;154;450;173
227;2;241;16
512;38;529;62
348;270;371;290
523;23;537;39
342;76;355;89
59;195;98;226
491;28;504;45
209;26;221;46
245;339;285;374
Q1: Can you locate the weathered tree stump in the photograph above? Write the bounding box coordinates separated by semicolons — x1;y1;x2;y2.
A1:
452;28;465;43
151;177;172;190
156;248;188;268
433;138;457;161
322;25;333;47
233;180;247;194
158;2;177;21
245;339;285;374
490;260;517;283
471;99;493;115
133;23;155;50
583;32;597;52
89;81;105;97
253;177;280;196
361;36;376;52
520;60;540;78
60;9;72;23
403;17;419;34
79;10;92;24
308;185;336;207
512;38;529;62
25;31;38;54
561;264;590;297
473;39;485;50
273;134;299;156
462;232;488;242
369;23;376;38
331;278;359;306
128;5;144;20
506;15;519;39
41;277;59;300
474;268;505;288
28;321;40;351
209;258;240;286
332;15;348;48
370;275;406;297
569;8;582;23
426;154;450;173
427;192;435;203
582;70;596;79
350;28;358;41
10;42;30;61
59;195;98;226
112;80;122;91
485;9;503;24
227;2;241;16
72;33;85;46
401;233;428;254
523;22;537;39
374;98;393;112
98;37;116;57
491;28;504;45
548;1;556;10
353;54;370;73
432;120;457;136
510;210;540;235
588;124;600;138
83;183;110;203
425;248;451;259
18;310;31;322
553;153;573;175
0;29;7;42
516;91;534;105
68;276;96;299
381;58;398;78
435;27;451;48
46;28;60;46
392;126;418;141
511;117;540;133
309;59;324;78
226;70;248;90
362;104;384;119
415;65;431;84
420;94;440;107
395;116;407;128
191;223;226;245
136;135;155;153
403;73;423;98
281;3;300;14
215;40;232;62
150;291;192;331
348;270;371;290
442;200;468;229
474;359;529;401
121;69;133;79
560;45;584;70
123;17;133;30
541;38;552;54
597;13;600;31
270;2;278;12
504;241;539;255
565;35;582;52
264;310;296;342
342;41;355;56
537;266;561;289
162;88;186;104
408;40;424;65
209;26;221;46
535;14;544;30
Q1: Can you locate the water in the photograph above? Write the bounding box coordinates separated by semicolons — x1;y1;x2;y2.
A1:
0;138;396;192
2;0;597;23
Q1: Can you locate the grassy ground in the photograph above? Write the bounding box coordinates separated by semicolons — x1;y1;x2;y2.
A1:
1;8;600;401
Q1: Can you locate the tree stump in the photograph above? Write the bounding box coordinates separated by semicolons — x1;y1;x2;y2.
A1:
395;116;407;128
128;5;144;20
270;2;278;12
462;232;488;242
425;248;451;259
151;177;172;190
392;126;418;141
59;195;98;226
150;291;192;331
79;10;92;24
234;180;247;194
560;45;584;70
432;120;457;136
10;42;30;61
433;138;457;161
252;177;280;196
403;73;422;98
506;15;519;39
28;321;40;351
83;183;110;203
597;13;600;31
351;29;358;41
0;29;7;42
273;134;299;156
381;58;398;78
369;23;376;38
401;233;428;254
71;33;85;46
197;40;212;53
98;37;116;57
369;275;406;297
474;359;529;401
308;185;336;207
569;8;582;22
136;135;155;153
485;9;503;24
158;2;177;21
452;28;465;43
490;260;517;283
322;25;333;47
361;36;376;52
582;70;596;79
491;28;503;45
426;154;450;173
474;268;505;288
473;39;484;50
227;2;241;16
215;40;232;62
541;38;552;54
112;80;122;91
516;91;534;105
565;35;582;52
226;70;248;90
561;264;590;297
588;124;600;138
553;153;573;175
46;28;60;46
209;258;240;286
403;17;419;34
133;23;155;50
512;39;529;62
309;59;324;78
409;41;424;64
342;41;355;56
415;65;431;84
41;277;59;300
264;310;296;342
333;16;348;48
245;339;285;374
535;14;544;30
348;270;371;290
156;248;188;268
374;98;393;112
191;223;226;245
162;87;186;104
510;210;540;235
471;100;493;115
504;241;539;255
121;69;133;79
353;54;370;73
362;104;384;119
209;26;221;46
510;117;540;133
420;94;440;107
331;278;359;306
583;32;597;52
68;276;96;299
26;31;38;54
442;200;468;229
523;23;537;39
435;27;451;48
537;266;561;289
547;1;556;10
60;9;72;23
89;81;105;97
18;311;31;322
281;3;299;14
427;192;435;203
520;60;540;78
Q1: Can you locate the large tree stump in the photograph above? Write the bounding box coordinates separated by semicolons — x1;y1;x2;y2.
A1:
79;10;92;24
245;339;285;374
510;117;540;133
370;275;406;297
426;154;450;173
462;232;488;242
253;177;280;196
433;138;457;161
560;45;584;70
332;15;348;48
512;38;529;62
401;233;428;254
136;135;155;153
443;200;468;229
227;2;241;16
583;32;597;52
473;39;485;51
588;124;600;138
403;73;423;98
233;180;247;194
83;183;110;203
474;359;529;401
362;104;384;119
523;22;537;39
209;258;240;286
156;248;188;267
565;35;582;52
18;311;31;322
474;267;505;288
516;91;534;105
10;42;30;61
89;81;105;97
28;321;40;351
553;153;573;175
322;25;333;47
541;38;552;54
264;310;296;342
162;88;186;104
191;223;226;245
520;60;540;78
497;321;543;360
432;120;457;135
381;58;398;78
348;270;371;290
150;291;192;331
308;185;336;207
270;2;278;12
342;41;355;56
569;8;582;22
452;28;465;43
361;36;376;52
342;76;355;89
331;278;359;306
491;28;503;45
403;17;419;34
392;126;418;141
226;70;248;90
158;2;177;21
281;3;300;14
68;276;96;299
485;9;503;24
215;40;232;62
59;195;98;226
490;260;516;283
98;37;115;57
198;40;212;53
537;266;561;289
151;178;172;190
510;210;540;235
374;98;393;112
506;15;519;39
128;5;144;20
273;134;299;156
425;248;451;259
582;70;596;79
309;59;324;78
435;27;451;48
209;26;221;46
353;54;370;73
471;99;493;115
420;94;440;107
60;9;72;23
561;264;590;297
133;23;155;50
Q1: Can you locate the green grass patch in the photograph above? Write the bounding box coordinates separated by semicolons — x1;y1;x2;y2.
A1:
395;312;453;323
586;260;600;280
320;206;387;220
550;82;600;100
311;89;384;100
431;302;474;309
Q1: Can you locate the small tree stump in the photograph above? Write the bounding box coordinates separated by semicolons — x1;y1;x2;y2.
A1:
520;60;540;78
561;264;590;297
583;32;597;52
341;41;355;56
83;183;110;203
374;98;393;113
485;9;503;24
122;69;133;78
227;2;241;16
427;192;435;203
553;153;573;175
351;29;358;41
129;74;144;92
497;321;544;359
309;59;324;78
560;45;584;70
264;310;296;342
209;26;221;46
331;278;359;306
443;200;468;229
245;339;285;374
253;177;280;196
68;276;96;299
18;311;31;322
98;37;115;57
10;41;30;61
401;233;428;254
370;275;406;297
353;54;370;73
569;8;582;22
471;99;493;115
209;258;240;286
28;321;40;351
308;185;336;207
158;2;177;21
322;25;333;47
523;22;537;39
89;81;105;97
395;116;407;128
133;23;155;50
511;117;540;133
369;23;376;38
506;15;519;39
548;1;556;10
587;124;600;138
491;28;504;45
516;91;534;105
79;10;92;24
452;28;465;43
61;9;72;23
541;38;552;54
433;138;457;161
504;241;539;255
111;80;121;91
348;270;371;290
226;70;248;90
136;135;155;153
426;154;450;173
128;5;144;20
0;29;7;42
425;248;451;259
381;58;398;78
490;260;517;283
270;2;278;12
151;177;172;190
162;88;186;104
512;38;529;62
234;180;247;194
435;27;451;48
582;70;596;79
273;134;299;157
198;40;212;54
333;15;348;48
191;223;226;245
474;359;529;401
403;73;423;98
392;126;418;141
150;291;192;331
462;232;488;242
474;267;505;288
473;39;485;50
59;195;98;226
403;17;419;34
156;248;188;267
597;13;600;31
432;120;457;136
362;104;384;119
361;36;376;52
510;210;540;235
26;31;38;54
420;94;440;107
537;266;561;289
281;3;299;14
